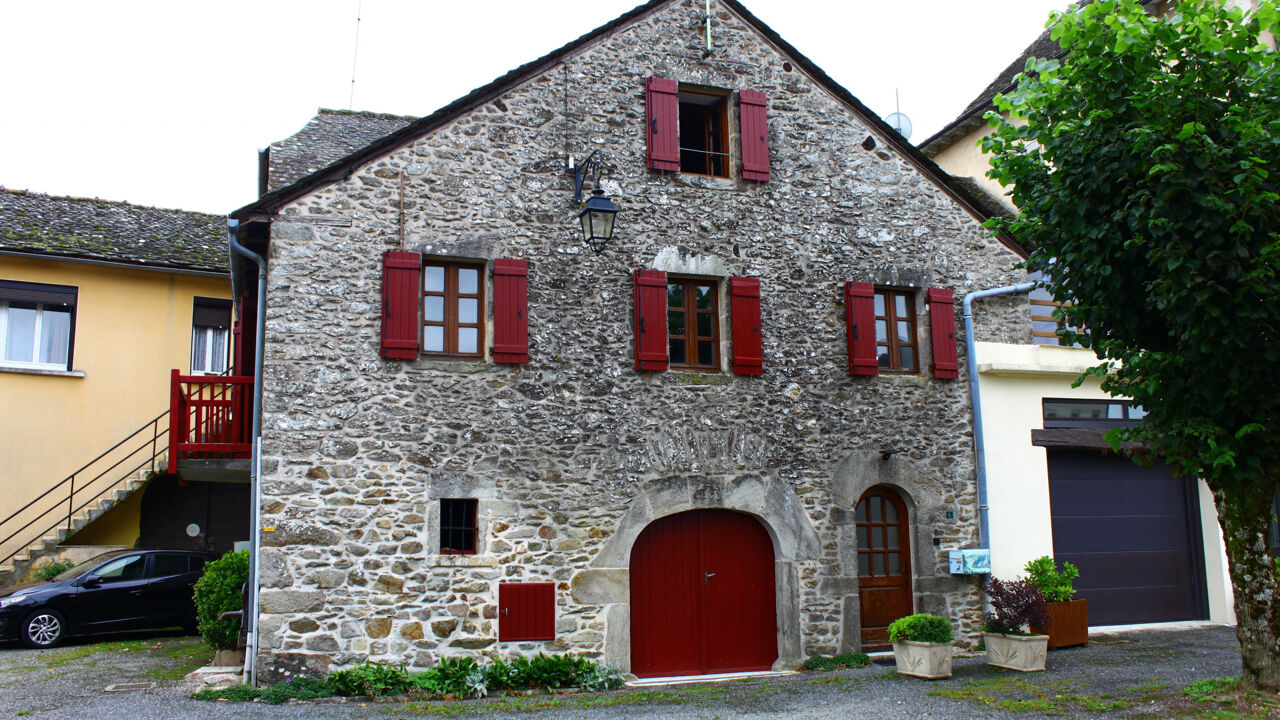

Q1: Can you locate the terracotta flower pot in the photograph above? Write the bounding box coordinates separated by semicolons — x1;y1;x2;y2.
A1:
1031;599;1089;649
891;640;953;679
984;632;1048;672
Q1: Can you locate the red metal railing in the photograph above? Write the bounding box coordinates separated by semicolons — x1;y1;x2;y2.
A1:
168;370;253;473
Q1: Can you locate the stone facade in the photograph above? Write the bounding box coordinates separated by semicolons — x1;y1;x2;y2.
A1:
246;0;1032;681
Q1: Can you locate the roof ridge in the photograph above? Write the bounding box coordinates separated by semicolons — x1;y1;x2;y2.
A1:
316;107;418;121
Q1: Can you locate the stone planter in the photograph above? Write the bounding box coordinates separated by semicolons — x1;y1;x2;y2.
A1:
984;632;1048;672
891;640;953;679
212;649;245;667
1032;599;1089;649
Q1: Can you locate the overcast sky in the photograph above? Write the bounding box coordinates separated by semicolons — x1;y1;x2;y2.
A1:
0;1;1067;215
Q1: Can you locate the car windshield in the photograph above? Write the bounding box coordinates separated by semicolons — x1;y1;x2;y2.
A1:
51;551;129;581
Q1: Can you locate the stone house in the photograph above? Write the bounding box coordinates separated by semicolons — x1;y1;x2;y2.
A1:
230;0;1036;681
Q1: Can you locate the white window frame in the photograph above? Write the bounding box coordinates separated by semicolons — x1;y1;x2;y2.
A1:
190;325;230;375
0;299;74;371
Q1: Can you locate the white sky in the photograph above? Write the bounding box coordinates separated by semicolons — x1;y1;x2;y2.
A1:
0;1;1068;215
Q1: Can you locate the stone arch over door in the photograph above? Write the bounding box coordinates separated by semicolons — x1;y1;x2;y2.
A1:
571;474;821;672
831;451;974;652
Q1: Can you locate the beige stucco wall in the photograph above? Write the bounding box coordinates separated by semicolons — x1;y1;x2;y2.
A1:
0;255;231;562
931;121;1016;214
975;341;1234;624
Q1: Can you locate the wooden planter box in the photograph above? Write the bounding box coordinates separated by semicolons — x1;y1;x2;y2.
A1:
1032;599;1089;649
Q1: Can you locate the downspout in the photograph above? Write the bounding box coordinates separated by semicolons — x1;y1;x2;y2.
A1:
228;218;267;686
964;281;1035;550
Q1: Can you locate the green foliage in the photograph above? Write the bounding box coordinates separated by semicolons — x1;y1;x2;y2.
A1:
1183;676;1241;703
886;614;953;644
192;550;248;651
326;661;414;697
982;0;1280;685
258;676;334;704
409;656;487;699
800;652;872;671
1023;556;1079;603
192;683;262;702
35;560;74;581
508;652;595;691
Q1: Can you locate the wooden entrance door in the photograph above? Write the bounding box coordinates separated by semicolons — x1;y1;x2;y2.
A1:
630;509;777;677
856;486;912;651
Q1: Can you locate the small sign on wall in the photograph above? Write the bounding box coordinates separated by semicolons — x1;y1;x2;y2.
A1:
948;549;992;575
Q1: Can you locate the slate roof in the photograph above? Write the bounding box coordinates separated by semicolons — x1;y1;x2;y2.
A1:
232;0;1026;257
267;109;417;192
0;188;228;273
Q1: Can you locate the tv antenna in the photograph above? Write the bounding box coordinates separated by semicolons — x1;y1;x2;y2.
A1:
349;0;363;109
885;88;912;140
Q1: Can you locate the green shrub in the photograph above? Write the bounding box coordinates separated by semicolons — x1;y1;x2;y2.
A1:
192;683;262;702
326;661;413;697
259;676;333;704
886;614;953;644
800;652;872;671
35;560;75;582
508;653;594;690
409;656;486;699
576;663;624;691
482;657;515;690
1023;555;1079;603
192;550;249;650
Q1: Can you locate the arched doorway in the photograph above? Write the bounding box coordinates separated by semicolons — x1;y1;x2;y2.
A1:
630;509;777;677
856;485;912;651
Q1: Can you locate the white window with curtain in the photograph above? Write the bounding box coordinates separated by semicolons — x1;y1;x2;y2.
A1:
0;280;76;371
191;297;232;375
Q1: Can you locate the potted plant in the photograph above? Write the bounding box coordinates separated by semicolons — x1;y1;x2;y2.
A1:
983;577;1049;672
887;613;954;679
1024;555;1088;649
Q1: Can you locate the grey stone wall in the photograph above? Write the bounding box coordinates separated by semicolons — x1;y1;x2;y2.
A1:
253;0;1030;680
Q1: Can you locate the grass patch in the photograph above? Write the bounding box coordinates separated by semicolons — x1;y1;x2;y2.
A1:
145;638;210;682
807;676;851;686
801;652;872;671
42;639;150;667
572;690;686;708
1184;676;1241;703
929;675;1134;714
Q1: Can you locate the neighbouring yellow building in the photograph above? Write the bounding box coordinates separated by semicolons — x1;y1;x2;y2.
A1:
0;188;242;584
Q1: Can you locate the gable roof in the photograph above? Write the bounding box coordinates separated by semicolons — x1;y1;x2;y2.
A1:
232;0;1025;257
0;188;228;274
267;109;417;192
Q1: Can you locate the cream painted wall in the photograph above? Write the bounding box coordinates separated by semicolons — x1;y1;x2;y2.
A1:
975;341;1235;624
0;255;231;562
930;122;1016;214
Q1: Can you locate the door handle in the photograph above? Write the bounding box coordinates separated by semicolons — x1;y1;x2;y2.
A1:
704;572;716;585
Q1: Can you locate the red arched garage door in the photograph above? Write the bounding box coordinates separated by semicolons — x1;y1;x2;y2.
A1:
630;509;778;677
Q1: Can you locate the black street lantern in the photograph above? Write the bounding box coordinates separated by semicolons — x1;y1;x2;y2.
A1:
572;150;619;253
578;189;618;252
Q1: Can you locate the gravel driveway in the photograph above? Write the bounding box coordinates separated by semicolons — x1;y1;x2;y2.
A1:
0;624;1259;719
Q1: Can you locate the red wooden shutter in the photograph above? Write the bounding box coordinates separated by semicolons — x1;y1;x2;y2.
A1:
845;281;877;376
492;258;529;364
739;90;770;182
634;269;668;371
730;277;763;375
646;77;680;172
498;582;555;641
381;250;421;359
928;288;959;380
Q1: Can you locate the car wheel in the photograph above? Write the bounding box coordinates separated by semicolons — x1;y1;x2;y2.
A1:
21;609;66;649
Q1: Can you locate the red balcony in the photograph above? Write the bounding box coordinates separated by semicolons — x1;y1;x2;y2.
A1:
167;370;253;474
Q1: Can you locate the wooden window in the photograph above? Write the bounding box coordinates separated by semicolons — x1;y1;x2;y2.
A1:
191;297;232;375
667;278;720;370
499;582;555;641
440;499;478;555
679;90;729;177
874;289;918;373
855;490;910;579
422;261;484;358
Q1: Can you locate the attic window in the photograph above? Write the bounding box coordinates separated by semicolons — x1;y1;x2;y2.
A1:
679;90;729;177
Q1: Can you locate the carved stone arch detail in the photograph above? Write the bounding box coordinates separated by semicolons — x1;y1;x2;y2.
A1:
591;474;822;569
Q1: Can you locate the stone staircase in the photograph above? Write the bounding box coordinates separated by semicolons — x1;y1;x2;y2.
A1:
0;468;153;587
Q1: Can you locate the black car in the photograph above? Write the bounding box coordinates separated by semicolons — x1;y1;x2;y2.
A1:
0;549;210;648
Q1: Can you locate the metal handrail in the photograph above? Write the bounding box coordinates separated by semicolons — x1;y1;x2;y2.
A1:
0;411;170;569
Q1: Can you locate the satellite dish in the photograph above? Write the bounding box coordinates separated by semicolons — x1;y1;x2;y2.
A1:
886;112;913;140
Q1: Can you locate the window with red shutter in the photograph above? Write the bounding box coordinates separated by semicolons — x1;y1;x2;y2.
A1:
928;288;959;380
646;77;680;172
634;269;669;371
730;277;762;375
498;582;555;642
492;258;529;364
381;251;421;359
845;281;877;376
738;90;770;182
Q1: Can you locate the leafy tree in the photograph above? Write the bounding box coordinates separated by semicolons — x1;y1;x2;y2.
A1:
982;0;1280;690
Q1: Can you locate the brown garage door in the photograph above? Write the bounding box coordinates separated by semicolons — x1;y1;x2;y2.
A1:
1047;449;1208;625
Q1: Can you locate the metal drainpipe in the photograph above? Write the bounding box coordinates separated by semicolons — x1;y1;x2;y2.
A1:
228;218;267;686
964;282;1035;550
